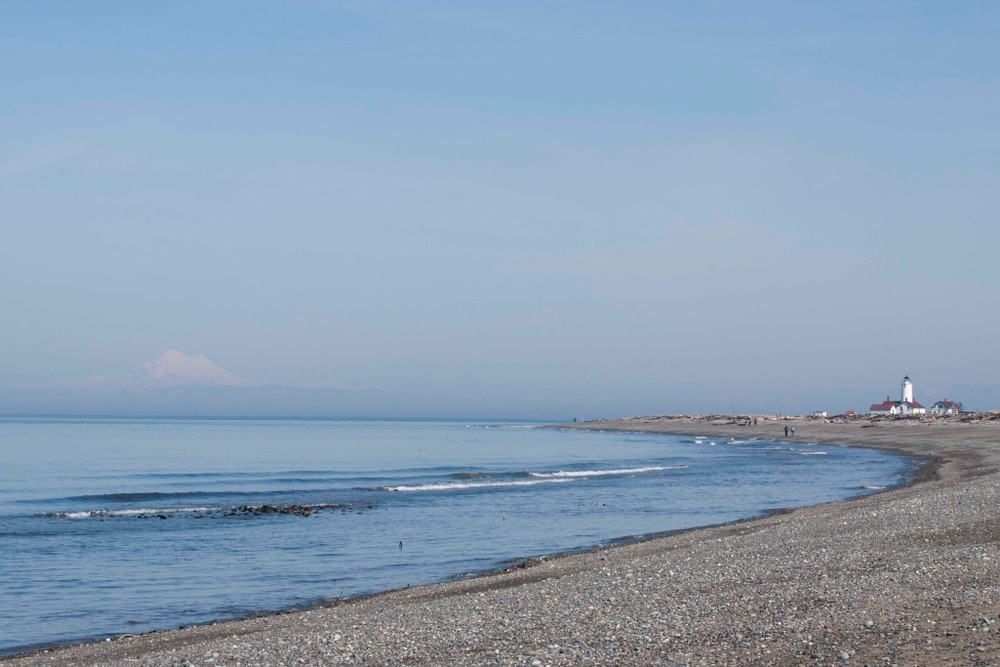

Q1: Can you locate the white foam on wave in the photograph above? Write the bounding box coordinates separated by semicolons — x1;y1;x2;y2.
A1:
384;478;573;492
798;451;827;456
529;465;687;479
56;507;218;519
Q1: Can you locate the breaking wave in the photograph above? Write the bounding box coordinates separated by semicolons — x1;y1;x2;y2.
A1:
383;478;572;492
528;465;686;478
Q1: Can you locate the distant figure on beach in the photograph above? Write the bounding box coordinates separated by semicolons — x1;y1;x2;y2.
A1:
399;540;403;550
790;427;795;437
784;425;789;437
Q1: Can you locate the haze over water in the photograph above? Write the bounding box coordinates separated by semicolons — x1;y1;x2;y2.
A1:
0;417;917;655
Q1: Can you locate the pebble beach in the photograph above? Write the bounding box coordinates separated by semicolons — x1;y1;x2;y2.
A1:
4;415;999;667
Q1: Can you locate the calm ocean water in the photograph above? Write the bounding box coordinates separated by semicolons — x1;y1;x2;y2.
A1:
0;417;916;655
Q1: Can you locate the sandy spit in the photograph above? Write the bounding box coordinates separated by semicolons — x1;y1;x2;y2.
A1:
4;415;999;666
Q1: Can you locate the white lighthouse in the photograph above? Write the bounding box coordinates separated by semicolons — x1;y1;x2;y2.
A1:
901;375;914;404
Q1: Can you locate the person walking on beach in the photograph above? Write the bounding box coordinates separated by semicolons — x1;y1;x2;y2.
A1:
784;425;789;437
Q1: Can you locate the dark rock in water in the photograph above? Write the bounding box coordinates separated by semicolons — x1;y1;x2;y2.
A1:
128;500;378;521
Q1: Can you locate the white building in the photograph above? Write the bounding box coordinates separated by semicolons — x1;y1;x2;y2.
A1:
869;375;927;415
929;400;962;415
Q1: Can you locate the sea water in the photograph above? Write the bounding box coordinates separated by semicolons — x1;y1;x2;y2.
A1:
0;417;916;655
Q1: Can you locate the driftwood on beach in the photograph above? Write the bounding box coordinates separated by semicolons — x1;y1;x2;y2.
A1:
4;416;999;666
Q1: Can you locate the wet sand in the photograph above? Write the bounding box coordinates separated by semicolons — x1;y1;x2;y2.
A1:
4;415;999;666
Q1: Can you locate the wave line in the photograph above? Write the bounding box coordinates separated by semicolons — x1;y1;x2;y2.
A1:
383;478;573;492
528;465;686;478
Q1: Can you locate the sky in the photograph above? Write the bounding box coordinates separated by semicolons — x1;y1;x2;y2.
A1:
1;1;998;419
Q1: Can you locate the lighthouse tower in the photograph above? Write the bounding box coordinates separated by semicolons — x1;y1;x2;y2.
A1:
901;375;914;404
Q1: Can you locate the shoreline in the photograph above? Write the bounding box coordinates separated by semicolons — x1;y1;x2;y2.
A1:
4;415;999;666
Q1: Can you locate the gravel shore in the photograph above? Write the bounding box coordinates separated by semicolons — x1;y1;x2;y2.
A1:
5;416;999;666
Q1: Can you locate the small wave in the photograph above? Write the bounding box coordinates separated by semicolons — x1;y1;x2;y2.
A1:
129;471;261;479
61;491;223;503
798;451;827;456
860;485;885;490
383;478;573;492
49;507;219;519
46;501;366;519
451;472;492;480
40;486;350;505
528;465;686;479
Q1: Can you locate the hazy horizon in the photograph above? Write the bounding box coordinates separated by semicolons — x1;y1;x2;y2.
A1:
2;3;998;419
3;349;994;421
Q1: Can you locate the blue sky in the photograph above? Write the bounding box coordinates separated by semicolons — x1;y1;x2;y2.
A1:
2;1;998;418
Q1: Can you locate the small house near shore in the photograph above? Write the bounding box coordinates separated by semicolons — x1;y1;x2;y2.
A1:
929;400;962;415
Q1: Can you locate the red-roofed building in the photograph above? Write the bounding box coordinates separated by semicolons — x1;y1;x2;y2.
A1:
869;396;897;414
929;400;962;415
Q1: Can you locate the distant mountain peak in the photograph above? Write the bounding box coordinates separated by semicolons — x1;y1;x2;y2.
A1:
134;350;250;388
